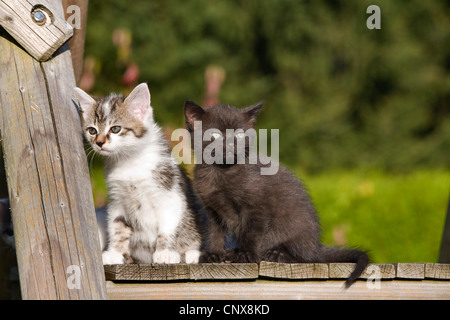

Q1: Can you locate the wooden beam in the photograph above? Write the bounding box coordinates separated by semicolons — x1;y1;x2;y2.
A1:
395;263;425;279
104;262;450;281
62;0;88;85
0;1;105;299
104;262;450;299
190;263;258;280
329;263;395;279
106;279;450;300
259;261;328;279
104;263;259;281
105;264;191;281
0;0;73;61
439;194;450;263
425;263;450;280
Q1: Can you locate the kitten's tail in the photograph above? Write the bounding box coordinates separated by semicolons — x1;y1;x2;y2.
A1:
321;246;369;288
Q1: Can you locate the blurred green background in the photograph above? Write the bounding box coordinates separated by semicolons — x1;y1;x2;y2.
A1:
81;0;449;263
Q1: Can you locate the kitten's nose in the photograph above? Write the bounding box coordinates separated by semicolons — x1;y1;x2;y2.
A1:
96;135;106;148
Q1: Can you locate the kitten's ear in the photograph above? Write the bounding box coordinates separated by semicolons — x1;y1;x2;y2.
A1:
184;100;205;130
73;87;96;116
124;83;152;121
242;101;264;126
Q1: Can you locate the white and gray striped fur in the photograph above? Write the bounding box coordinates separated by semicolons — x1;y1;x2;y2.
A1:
74;83;203;264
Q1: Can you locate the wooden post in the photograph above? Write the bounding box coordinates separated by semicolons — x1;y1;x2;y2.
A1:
439;194;450;263
62;0;88;85
0;1;106;299
0;0;73;61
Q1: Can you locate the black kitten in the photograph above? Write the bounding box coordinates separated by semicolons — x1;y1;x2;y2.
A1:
184;100;369;288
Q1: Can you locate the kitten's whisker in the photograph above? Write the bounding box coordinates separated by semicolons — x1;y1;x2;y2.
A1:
85;146;96;174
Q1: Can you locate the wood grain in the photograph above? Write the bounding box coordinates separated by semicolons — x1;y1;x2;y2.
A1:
329;263;395;279
103;262;450;299
62;0;88;85
425;263;450;280
104;263;259;281
104;262;450;282
259;261;328;279
0;1;105;300
105;264;191;281
0;0;73;61
396;263;425;279
190;263;258;280
106;279;450;300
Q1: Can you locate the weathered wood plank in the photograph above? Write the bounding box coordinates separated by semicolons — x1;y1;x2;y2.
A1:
329;263;396;279
0;0;73;61
363;264;396;279
105;264;190;281
259;261;328;279
104;263;259;281
396;263;425;279
329;263;356;279
190;263;258;280
0;34;54;299
62;0;88;85
106;279;450;300
104;263;450;282
425;263;450;280
0;1;105;300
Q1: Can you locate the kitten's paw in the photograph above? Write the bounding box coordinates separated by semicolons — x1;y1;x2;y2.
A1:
102;250;125;265
233;250;260;263
153;249;181;264
185;249;201;264
263;249;284;262
224;249;238;263
199;251;226;263
263;248;295;263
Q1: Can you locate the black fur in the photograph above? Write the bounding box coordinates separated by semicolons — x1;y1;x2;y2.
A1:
184;100;369;288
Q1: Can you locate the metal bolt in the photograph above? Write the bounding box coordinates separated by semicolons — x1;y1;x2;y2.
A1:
32;10;46;25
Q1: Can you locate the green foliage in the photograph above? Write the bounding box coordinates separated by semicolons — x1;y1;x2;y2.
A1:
88;163;449;262
302;169;450;263
85;0;450;172
83;1;450;263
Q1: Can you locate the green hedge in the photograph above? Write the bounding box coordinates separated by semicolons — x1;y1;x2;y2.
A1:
84;0;450;172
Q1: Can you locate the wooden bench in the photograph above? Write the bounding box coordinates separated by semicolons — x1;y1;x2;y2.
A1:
104;262;450;299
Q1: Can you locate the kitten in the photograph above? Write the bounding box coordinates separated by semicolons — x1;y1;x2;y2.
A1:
74;83;204;264
184;100;369;287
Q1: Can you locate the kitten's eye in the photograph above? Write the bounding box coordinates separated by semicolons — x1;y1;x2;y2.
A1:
87;127;97;135
211;132;222;139
235;132;245;139
110;126;121;134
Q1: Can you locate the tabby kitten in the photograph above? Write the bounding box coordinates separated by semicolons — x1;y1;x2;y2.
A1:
184;100;369;287
74;83;204;264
